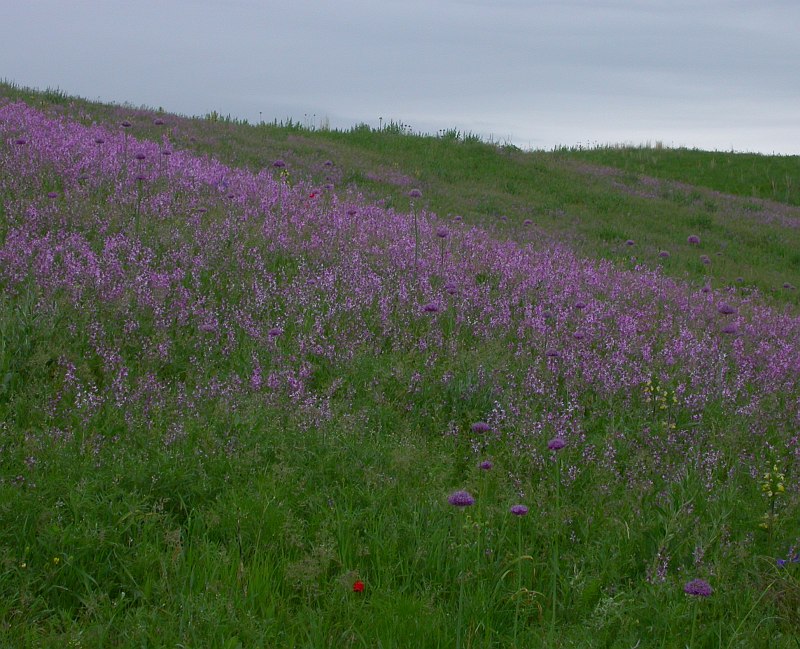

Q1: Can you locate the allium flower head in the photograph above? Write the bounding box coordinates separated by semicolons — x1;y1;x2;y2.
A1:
547;437;566;451
436;227;449;238
687;235;701;245
471;422;491;434
683;578;713;597
510;504;529;516
659;250;670;259
273;159;286;168
448;490;475;507
479;460;493;470
409;188;422;199
423;302;440;314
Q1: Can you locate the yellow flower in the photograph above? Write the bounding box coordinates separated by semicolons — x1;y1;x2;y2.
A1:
52;556;60;565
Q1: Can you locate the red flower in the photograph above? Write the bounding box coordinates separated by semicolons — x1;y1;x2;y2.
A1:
353;580;365;593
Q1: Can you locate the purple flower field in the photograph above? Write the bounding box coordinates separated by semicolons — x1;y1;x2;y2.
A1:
1;100;799;485
2;97;800;645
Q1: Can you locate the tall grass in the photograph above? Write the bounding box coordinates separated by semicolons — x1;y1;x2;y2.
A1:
0;89;799;647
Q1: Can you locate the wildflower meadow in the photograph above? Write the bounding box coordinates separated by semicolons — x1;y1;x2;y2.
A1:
1;84;799;647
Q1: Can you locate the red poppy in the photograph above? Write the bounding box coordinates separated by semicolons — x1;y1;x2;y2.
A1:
353;580;365;593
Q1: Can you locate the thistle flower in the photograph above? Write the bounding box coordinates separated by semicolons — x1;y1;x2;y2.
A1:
272;159;286;169
683;578;713;597
448;490;475;507
658;250;670;259
479;460;493;470
409;188;422;199
510;504;529;516
471;422;491;434
547;437;566;451
687;235;701;245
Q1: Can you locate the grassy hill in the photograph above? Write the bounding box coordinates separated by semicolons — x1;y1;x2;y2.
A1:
1;82;799;648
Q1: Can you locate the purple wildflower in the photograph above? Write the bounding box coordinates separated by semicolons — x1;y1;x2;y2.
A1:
153;118;165;125
135;152;146;161
545;349;560;358
524;219;533;226
448;490;475;507
409;188;422;199
324;160;333;167
687;235;701;245
268;327;283;337
444;282;458;295
423;302;440;314
683;578;713;597
471;422;491;434
479;460;493;470
121;120;132;128
14;138;27;145
94;137;105;145
273;159;286;168
721;323;738;335
700;255;711;265
547;437;566;451
658;250;670;259
625;239;635;246
453;215;463;222
575;301;586;310
510;504;529;516
717;303;736;315
436;227;449;239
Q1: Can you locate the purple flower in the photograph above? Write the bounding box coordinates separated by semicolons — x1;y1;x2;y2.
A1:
510;504;529;516
135;153;146;161
572;331;585;340
453;215;462;222
324;160;333;167
575;301;586;310
436;227;449;239
701;284;711;294
153;118;165;125
444;282;458;295
479;460;493;470
46;192;58;199
523;219;533;226
687;235;701;245
700;255;711;265
94;137;105;145
547;437;566;451
121;120;132;128
162;150;172;156
448;490;475;507
683;578;713;597
409;189;422;199
545;349;560;358
268;327;283;337
273;159;286;169
717;303;736;315
658;250;670;259
14;138;27;145
625;239;635;246
777;559;787;568
346;208;358;217
423;302;440;314
721;323;738;335
471;422;491;434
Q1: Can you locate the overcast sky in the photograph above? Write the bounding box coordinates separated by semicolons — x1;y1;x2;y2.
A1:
2;0;799;153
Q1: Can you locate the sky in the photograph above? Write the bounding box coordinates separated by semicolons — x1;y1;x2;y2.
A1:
2;0;799;154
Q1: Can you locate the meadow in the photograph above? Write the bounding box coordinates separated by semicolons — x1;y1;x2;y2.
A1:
1;83;799;648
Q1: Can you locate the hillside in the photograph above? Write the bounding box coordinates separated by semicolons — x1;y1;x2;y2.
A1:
1;84;799;648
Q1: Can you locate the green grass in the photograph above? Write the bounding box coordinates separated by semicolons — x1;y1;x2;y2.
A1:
1;81;799;647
